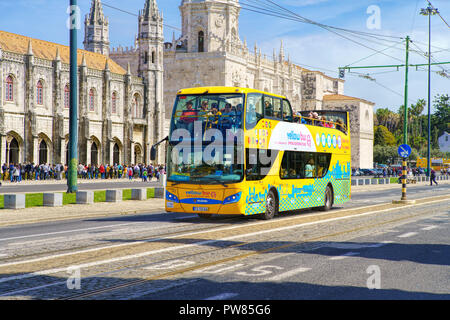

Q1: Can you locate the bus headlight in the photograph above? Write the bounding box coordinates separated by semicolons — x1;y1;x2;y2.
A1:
223;192;242;205
166;191;179;203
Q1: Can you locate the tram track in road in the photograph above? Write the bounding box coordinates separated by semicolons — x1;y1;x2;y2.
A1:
0;215;244;266
59;195;450;300
0;194;447;300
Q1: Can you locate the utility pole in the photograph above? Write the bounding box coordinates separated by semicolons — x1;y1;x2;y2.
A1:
400;36;410;201
67;0;78;193
338;36;449;203
420;5;439;178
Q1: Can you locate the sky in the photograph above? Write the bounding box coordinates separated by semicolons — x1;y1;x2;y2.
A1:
0;0;449;113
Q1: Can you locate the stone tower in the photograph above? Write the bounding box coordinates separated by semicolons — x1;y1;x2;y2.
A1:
84;0;110;56
179;0;242;53
137;0;165;163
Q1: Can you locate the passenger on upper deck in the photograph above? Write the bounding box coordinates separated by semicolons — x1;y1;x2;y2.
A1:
264;101;274;117
221;103;235;130
179;101;198;132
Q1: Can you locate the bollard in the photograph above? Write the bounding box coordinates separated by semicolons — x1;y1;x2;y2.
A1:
4;194;25;210
154;187;164;199
131;188;147;201
76;191;94;204
43;193;63;207
106;189;122;202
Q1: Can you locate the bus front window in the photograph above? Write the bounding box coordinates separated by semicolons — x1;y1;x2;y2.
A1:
167;144;244;184
171;93;245;141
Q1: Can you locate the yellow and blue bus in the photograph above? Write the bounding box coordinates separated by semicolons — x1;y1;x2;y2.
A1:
157;87;351;220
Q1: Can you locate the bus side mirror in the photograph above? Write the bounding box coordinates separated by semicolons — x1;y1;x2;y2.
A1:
150;146;157;161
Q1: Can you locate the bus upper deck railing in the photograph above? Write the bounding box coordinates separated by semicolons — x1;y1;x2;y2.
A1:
172;110;347;134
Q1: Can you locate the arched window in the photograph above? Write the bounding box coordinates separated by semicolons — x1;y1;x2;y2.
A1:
144;51;149;64
133;94;140;118
5;76;14;102
198;31;204;53
36;80;43;105
8;138;19;164
89;89;95;111
91;142;98;166
39;140;47;164
134;145;142;164
111;92;117;114
64;85;70;109
113;143;120;165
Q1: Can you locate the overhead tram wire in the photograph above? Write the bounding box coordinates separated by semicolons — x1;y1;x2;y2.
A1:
343;39;406;68
427;0;450;29
410;40;450;74
239;4;405;63
261;0;403;40
242;1;405;48
101;1;181;32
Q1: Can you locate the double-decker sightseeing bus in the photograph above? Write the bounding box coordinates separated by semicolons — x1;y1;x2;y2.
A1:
153;87;351;220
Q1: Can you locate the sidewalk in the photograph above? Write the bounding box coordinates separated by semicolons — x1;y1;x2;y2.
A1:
0;198;166;227
0;177;161;186
351;176;450;192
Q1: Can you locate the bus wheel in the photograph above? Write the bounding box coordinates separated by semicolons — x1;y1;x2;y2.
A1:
260;189;278;220
321;185;333;211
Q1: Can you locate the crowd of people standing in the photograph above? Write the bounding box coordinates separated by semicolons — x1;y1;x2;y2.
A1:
1;163;166;183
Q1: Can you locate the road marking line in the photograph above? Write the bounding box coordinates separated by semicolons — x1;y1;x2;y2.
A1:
267;267;311;281
204;293;239;300
121;279;199;300
194;263;245;274
397;232;418;238
421;225;438;231
0;222;142;242
8;237;66;247
329;252;359;260
0;197;447;284
144;260;195;270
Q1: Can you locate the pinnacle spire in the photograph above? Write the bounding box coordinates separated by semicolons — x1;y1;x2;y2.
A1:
27;39;33;55
88;0;107;25
143;0;159;19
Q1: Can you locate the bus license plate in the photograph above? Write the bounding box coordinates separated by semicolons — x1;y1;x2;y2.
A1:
193;207;209;212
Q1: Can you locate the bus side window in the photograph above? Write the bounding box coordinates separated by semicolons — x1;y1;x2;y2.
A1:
246;93;263;129
283;99;293;122
273;98;282;120
280;151;331;179
263;96;274;117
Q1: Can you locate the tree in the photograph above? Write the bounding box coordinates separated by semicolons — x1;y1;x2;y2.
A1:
373;145;398;164
374;125;396;146
432;94;450;137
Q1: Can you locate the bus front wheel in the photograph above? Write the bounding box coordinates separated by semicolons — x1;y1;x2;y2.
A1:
320;185;333;211
260;189;278;220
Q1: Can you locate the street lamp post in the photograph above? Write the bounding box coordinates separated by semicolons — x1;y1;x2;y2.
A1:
67;0;79;193
420;5;439;178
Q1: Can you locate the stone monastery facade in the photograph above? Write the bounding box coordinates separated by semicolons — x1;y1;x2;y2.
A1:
0;0;374;169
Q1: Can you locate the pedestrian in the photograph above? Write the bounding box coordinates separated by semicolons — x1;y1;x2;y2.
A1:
430;169;438;186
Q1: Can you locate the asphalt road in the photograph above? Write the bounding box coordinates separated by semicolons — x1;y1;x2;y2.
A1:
0;184;448;301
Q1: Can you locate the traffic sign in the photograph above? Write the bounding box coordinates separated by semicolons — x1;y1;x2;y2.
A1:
398;144;412;158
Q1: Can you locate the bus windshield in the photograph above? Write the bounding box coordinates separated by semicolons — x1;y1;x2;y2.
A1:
170;93;244;140
167;144;244;184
